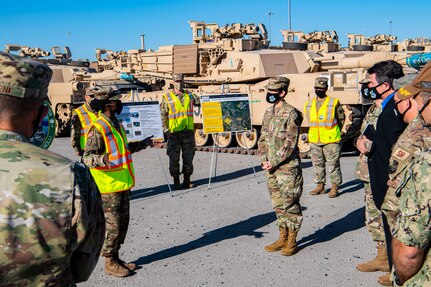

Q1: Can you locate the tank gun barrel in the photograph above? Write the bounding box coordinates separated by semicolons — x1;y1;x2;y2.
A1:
315;52;430;70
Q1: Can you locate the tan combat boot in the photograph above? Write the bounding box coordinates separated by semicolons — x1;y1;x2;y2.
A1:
377;272;392;286
281;229;298;256
105;256;132;277
183;174;195;189
310;183;325;195
356;243;390;272
115;252;137;271
264;226;288;252
328;183;339;198
173;176;181;190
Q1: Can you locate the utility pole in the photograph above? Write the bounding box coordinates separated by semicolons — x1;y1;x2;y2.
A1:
389;20;393;35
288;0;291;30
66;32;71;45
268;12;274;42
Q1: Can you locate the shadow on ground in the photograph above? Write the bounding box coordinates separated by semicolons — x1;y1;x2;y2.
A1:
134;212;275;265
297;206;365;251
130;165;264;200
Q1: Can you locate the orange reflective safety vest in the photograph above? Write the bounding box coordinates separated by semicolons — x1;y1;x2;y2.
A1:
73;104;98;150
163;91;194;132
89;116;135;193
304;96;341;144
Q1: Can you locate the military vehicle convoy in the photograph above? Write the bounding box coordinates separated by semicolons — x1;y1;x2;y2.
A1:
5;22;430;155
93;21;431;155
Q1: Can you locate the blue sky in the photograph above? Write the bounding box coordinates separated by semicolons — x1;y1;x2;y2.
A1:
1;0;429;60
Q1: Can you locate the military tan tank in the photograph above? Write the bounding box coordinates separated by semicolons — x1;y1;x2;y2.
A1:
93;20;431;155
3;44;150;136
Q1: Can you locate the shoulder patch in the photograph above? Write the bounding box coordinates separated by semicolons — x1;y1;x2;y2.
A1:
392;147;411;162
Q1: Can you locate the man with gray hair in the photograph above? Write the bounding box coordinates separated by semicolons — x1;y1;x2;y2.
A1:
0;52;105;285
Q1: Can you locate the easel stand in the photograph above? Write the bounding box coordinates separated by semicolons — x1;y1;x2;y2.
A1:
207;132;257;190
154;147;174;196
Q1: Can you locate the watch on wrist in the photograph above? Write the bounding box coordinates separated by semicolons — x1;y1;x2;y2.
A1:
393;271;402;286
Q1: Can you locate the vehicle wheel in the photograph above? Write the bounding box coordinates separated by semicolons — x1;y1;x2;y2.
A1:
212;132;234;148
407;46;425;51
282;42;308;51
194;128;212;147
352;45;373;51
236;128;259;149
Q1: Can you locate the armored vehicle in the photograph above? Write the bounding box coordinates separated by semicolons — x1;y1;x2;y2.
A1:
94;21;431;155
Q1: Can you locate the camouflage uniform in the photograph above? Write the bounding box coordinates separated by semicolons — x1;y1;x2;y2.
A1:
355;103;384;242
391;148;431;287
309;98;345;185
160;90;200;177
258;100;304;230
382;115;431;233
70;102;96;156
83;113;147;258
0;52;105;286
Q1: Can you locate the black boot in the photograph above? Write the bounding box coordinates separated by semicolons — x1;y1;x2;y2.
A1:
174;176;181;190
183;174;195;189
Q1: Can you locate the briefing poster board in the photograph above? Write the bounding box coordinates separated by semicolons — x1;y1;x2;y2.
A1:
117;101;164;142
201;94;252;134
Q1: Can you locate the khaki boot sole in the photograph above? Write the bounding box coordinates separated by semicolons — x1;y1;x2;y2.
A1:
377;273;392;286
356;262;390;272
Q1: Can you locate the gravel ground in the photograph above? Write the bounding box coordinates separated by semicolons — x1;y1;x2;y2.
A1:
50;138;383;287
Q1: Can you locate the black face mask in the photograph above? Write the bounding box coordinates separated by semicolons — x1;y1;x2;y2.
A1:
315;89;326;98
361;82;390;100
419;99;431;117
90;99;107;112
266;92;281;104
394;99;412;122
115;102;123;115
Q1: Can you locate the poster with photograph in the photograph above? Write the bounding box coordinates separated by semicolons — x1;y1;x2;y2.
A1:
117;101;164;142
201;94;251;134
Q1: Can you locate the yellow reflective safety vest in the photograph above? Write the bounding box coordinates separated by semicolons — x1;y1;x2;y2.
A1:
304;96;341;144
163;91;194;132
89;116;135;193
73;104;98;150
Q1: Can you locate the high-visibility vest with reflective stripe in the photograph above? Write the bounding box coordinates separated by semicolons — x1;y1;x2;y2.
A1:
163;91;194;132
304;97;341;144
73;104;98;150
89;117;135;193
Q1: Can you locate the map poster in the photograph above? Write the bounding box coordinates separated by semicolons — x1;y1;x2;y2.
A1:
201;94;251;134
117;101;164;142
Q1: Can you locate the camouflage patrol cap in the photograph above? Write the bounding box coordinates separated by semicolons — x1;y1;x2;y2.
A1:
397;61;431;100
172;73;184;82
265;77;290;90
0;52;52;99
314;77;329;89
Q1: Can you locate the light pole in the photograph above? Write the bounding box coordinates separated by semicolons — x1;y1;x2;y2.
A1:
288;0;291;30
268;12;274;42
389;20;393;35
66;32;71;45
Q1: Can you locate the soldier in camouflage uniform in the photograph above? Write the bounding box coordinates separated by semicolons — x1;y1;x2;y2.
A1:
304;77;345;198
0;52;105;286
83;87;154;278
355;99;390;273
381;63;431;286
258;76;304;256
70;87;97;157
160;73;200;190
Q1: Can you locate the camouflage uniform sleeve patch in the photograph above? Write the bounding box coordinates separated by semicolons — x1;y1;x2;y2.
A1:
392;147;411;162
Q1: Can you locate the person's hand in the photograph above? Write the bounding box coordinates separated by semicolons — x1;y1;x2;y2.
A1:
141;135;154;147
261;161;273;171
153;141;164;148
356;136;371;155
102;153;111;169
